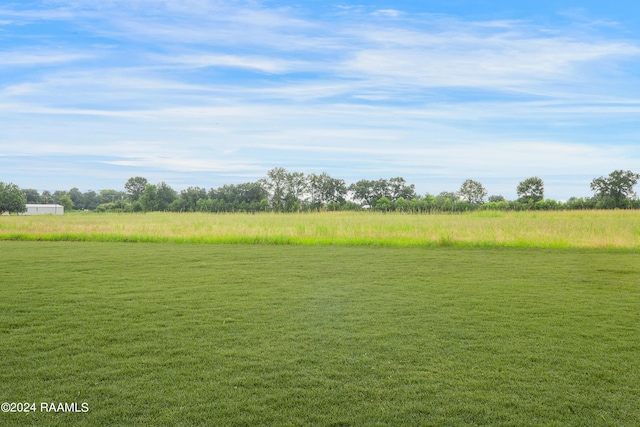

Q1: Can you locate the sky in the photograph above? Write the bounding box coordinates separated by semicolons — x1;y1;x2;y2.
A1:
1;0;640;200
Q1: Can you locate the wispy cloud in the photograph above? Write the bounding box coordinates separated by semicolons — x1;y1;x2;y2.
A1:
1;1;640;197
343;28;640;93
103;155;263;173
372;9;403;18
152;53;306;74
0;50;93;66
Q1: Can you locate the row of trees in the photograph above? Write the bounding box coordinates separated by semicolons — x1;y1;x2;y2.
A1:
19;187;126;212
2;169;639;214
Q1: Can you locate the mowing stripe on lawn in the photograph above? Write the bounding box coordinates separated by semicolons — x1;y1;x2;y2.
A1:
1;241;639;425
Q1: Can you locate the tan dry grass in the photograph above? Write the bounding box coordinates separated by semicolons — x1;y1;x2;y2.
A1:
1;210;639;248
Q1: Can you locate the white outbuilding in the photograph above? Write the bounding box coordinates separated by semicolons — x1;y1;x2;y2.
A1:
24;204;65;215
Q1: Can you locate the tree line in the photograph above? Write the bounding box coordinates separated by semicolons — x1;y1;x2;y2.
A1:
1;168;639;214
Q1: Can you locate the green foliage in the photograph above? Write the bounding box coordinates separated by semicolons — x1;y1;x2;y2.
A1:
140;184;160;212
261;167;294;211
22;188;41;203
0;182;27;214
156;181;177;209
459;179;487;205
68;187;84;209
394;196;409;212
138;182;177;212
98;189;125;205
195;197;216;212
179;186;207;212
565;197;596;210
40;190;53;204
387;177;417;200
94;201;126;213
349;177;416;207
57;194;73;211
82;190;100;210
169;198;186;212
517;176;544;204
6;168;640;214
208;182;269;212
435;192;457;211
1;242;639;425
375;195;392;211
127;200;143;212
349;179;377;206
307;172;347;209
590;170;640;208
124;176;148;201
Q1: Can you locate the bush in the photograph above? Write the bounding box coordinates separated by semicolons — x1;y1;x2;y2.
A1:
0;182;27;214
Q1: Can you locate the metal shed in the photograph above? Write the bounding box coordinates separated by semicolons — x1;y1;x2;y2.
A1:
25;204;65;215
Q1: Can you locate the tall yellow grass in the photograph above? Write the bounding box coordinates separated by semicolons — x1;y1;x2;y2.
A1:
1;210;639;248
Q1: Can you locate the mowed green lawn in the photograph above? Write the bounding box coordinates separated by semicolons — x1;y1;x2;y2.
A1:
1;241;639;426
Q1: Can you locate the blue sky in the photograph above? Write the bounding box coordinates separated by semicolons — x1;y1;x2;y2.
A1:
2;1;640;200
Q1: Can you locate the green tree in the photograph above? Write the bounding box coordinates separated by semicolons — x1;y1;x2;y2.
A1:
376;196;392;211
349;177;415;208
459;179;487;205
22;189;41;203
124;177;148;201
58;194;74;212
590;170;640;209
441;197;453;212
420;194;437;213
565;197;596;210
52;190;67;205
83;190;100;210
388;177;416;200
68;188;84;210
395;197;409;212
349;179;378;207
41;190;53;203
261;167;288;211
209;182;268;212
169;198;186;212
196;198;215;212
284;172;306;211
517;177;544;204
237;182;269;211
435;191;458;210
140;184;160;212
180;186;207;212
0;182;27;214
98;189;124;205
307;172;347;209
127;200;143;212
260;168;308;212
156;182;177;211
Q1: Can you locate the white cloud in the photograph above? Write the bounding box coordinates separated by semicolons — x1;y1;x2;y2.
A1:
103;155;263;173
372;9;402;18
153;53;304;73
0;51;93;66
343;35;640;92
0;7;85;21
2;1;640;197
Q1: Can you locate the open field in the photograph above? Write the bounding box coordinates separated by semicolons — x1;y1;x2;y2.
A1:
1;241;639;425
1;210;640;248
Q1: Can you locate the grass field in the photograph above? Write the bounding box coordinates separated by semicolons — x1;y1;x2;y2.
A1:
1;210;640;248
1;240;639;426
